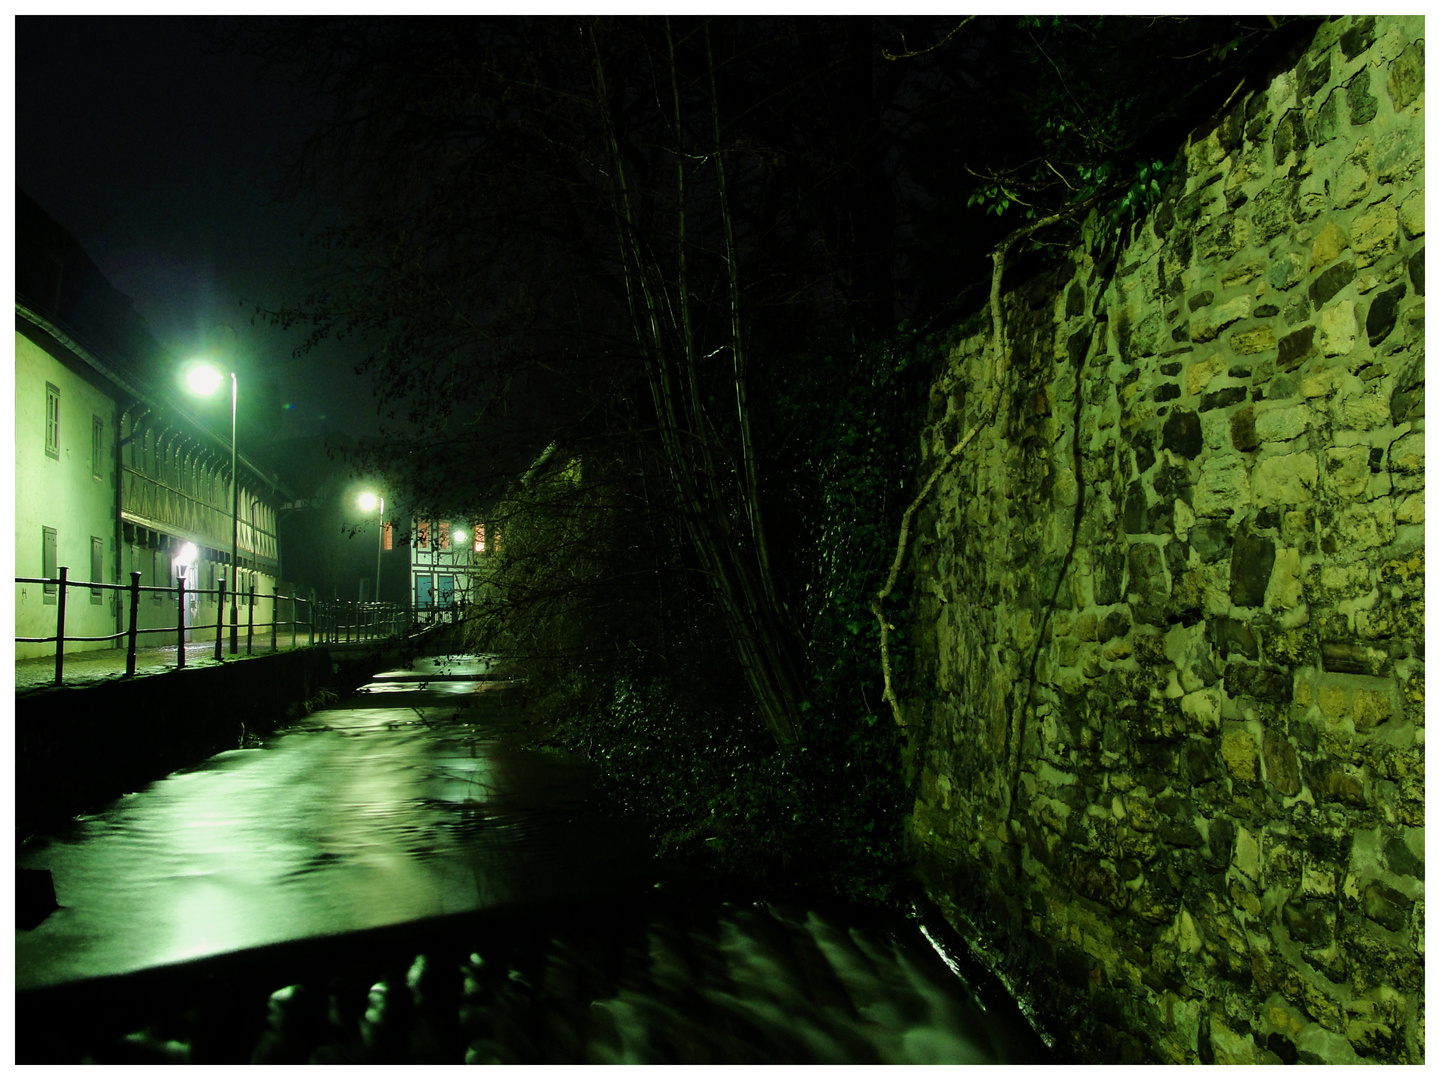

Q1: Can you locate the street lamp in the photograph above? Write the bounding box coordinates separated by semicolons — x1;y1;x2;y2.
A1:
358;492;385;603
185;362;239;654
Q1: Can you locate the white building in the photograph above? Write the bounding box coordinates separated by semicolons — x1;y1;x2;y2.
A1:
409;516;495;621
15;190;285;658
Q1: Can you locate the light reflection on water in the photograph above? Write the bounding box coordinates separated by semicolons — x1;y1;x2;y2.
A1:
17;654;1050;1064
17;662;650;989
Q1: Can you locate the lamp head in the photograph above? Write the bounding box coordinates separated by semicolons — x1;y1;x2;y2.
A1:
358;492;381;513
184;362;225;397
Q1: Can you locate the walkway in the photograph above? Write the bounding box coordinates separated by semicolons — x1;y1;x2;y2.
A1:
14;635;395;693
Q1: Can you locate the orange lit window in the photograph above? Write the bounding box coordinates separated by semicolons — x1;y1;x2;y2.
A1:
416;520;430;550
382;521;393;551
473;524;485;553
437;521;451;551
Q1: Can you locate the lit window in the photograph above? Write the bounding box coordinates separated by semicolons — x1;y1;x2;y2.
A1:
382;521;393;551
473;524;485;554
416;520;430;551
45;383;60;459
438;521;451;551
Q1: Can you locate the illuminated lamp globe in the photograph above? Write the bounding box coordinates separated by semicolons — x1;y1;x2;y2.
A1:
185;363;225;397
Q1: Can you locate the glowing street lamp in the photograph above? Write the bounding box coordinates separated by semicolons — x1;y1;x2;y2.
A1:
185;362;240;654
358;492;385;603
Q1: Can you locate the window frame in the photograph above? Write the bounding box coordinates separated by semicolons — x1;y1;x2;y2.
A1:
45;383;60;460
90;536;104;601
92;414;104;479
42;526;58;601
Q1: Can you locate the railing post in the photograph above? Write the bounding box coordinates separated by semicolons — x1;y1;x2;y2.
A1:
292;591;298;650
247;583;255;655
270;587;278;652
53;566;68;687
215;578;227;661
176;574;187;669
126;571;141;677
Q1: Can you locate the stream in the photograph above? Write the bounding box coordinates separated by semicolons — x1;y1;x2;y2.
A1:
16;654;1051;1064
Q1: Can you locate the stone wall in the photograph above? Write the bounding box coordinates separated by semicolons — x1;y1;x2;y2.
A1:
904;15;1423;1065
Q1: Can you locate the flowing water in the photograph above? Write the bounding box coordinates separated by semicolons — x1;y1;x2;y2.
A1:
16;655;1050;1064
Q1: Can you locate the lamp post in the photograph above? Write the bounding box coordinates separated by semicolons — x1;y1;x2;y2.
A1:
186;364;239;654
358;492;385;604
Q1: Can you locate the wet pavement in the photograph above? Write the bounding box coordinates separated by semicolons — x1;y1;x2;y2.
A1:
15;654;1052;1064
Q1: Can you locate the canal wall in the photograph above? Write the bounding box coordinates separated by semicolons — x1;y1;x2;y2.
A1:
904;15;1423;1065
15;647;388;836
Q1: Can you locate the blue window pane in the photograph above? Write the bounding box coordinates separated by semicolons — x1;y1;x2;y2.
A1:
438;576;454;605
416;575;433;608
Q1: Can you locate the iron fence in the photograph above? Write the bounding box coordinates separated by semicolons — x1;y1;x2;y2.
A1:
15;567;408;687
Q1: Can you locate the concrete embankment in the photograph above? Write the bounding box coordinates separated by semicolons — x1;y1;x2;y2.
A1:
15;645;397;837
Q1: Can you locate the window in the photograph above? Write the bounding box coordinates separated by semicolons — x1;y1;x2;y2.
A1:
91;537;104;601
437;521;451;551
473;524;485;554
92;415;104;479
416;520;430;551
45;383;60;459
438;575;454;606
42;527;57;601
416;574;433;609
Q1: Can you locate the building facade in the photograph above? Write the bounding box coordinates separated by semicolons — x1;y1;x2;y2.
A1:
409;516;496;621
15;190;286;658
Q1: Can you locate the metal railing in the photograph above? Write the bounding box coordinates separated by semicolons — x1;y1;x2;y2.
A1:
15;568;404;687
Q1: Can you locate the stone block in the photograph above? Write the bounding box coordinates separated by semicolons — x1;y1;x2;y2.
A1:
1232;824;1262;880
1351;687;1393;731
1230;326;1276;355
1268;251;1307;292
1320;641;1391;677
1229;405;1258;452
1351;203;1399;266
1336;388;1390;430
1362;882;1411;931
1310;221;1350;269
1325;445;1371;497
1334;155;1373;210
1386;39;1424;110
1309;261;1356;308
1225;663;1291;704
1265;547;1304;609
1364;284;1405;346
1201;386;1247;411
1262;728;1302;796
1161;409;1203;458
1317;300;1357;355
1345;68;1378;125
1276;325;1317;371
1375;122;1422;184
1251;451;1318;507
1221;728;1255;789
1253;403;1310;443
1398;188;1423;240
1395;492;1423;523
1192;296;1251;342
1186;357;1224;396
1195;456;1251;518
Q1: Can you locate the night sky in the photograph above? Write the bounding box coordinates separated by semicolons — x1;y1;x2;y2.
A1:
15;15;375;446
